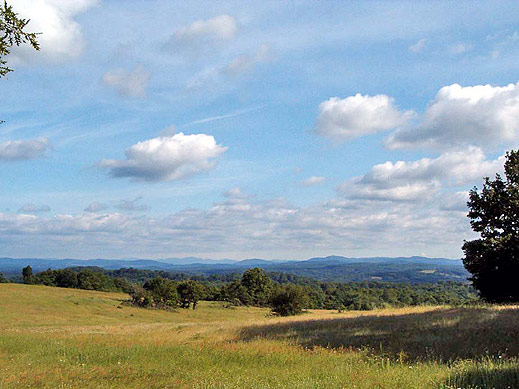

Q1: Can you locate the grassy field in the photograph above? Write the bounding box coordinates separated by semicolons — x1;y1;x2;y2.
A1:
1;284;518;388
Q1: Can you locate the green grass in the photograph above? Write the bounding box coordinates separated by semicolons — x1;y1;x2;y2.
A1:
0;284;518;388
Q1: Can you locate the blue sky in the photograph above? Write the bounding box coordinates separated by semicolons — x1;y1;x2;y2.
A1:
1;0;519;259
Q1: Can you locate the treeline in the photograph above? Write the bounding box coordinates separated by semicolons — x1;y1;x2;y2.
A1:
20;265;131;292
13;266;478;316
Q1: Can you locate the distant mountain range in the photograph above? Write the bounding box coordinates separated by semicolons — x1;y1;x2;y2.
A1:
0;255;469;284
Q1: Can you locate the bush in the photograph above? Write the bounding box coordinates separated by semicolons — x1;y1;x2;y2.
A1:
270;285;310;316
143;277;179;308
129;284;153;307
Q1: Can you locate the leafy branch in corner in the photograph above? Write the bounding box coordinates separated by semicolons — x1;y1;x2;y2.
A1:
0;0;40;78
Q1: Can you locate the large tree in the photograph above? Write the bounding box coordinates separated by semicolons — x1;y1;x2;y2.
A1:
1;0;39;77
462;150;519;302
240;268;273;307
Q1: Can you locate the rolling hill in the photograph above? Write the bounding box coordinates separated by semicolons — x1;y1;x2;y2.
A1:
0;255;469;283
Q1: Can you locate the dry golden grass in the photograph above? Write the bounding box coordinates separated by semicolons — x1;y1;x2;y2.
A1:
1;283;518;388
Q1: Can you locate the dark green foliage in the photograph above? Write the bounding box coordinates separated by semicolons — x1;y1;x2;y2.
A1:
20;264;477;312
238;268;273;306
31;268;126;292
270;284;310;316
120;268;476;311
0;1;39;77
177;280;204;309
143;277;179;307
129;277;204;310
22;265;34;284
0;272;7;283
51;261;468;284
217;268;274;307
113;277;132;293
129;284;153;307
313;281;476;310
463;150;519;302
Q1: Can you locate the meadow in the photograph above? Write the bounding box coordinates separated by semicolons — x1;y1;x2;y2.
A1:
1;283;518;388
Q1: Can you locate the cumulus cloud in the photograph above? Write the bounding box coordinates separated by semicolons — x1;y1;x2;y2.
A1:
18;204;51;213
409;38;426;52
315;94;412;142
0;137;50;161
339;147;504;202
301;176;326;187
165;14;237;52
102;66;151;98
10;0;98;63
439;191;470;212
0;192;473;259
98;133;227;182
386;83;519;150
84;202;108;213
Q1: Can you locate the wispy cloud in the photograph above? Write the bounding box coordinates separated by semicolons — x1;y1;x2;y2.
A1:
183;106;264;127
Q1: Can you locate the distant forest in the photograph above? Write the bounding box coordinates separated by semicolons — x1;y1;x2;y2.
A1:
4;266;478;315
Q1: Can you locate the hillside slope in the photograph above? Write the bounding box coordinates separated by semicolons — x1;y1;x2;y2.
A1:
0;284;518;388
0;255;469;283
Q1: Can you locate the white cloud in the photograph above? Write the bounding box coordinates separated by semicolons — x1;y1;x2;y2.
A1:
18;204;51;213
10;0;98;63
0;193;473;259
102;66;151;98
339;147;504;202
186;45;273;90
224;187;251;199
386;82;519;150
315;94;412;142
439;191;470;212
98;133;227;182
165;14;237;52
448;42;473;55
115;196;148;212
84;202;108;213
301;176;326;187
409;38;426;52
0;137;50;161
221;44;273;77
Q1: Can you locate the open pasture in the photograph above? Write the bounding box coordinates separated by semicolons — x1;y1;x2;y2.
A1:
1;284;518;388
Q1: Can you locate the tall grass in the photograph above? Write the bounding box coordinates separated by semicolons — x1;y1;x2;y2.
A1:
0;284;518;388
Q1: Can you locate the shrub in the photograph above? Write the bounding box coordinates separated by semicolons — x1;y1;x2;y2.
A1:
143;277;179;308
270;285;310;316
129;284;153;307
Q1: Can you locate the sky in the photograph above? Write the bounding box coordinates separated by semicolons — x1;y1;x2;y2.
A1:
1;0;519;260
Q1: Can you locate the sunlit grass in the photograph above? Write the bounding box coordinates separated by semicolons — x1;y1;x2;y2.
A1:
1;284;518;388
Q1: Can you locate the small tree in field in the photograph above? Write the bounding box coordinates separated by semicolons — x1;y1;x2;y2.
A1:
143;277;179;308
177;280;203;309
241;268;273;306
0;272;7;283
462;150;519;302
22;265;34;284
270;285;310;316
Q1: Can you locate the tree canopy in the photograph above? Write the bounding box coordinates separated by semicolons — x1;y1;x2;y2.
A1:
0;0;39;77
462;150;519;302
